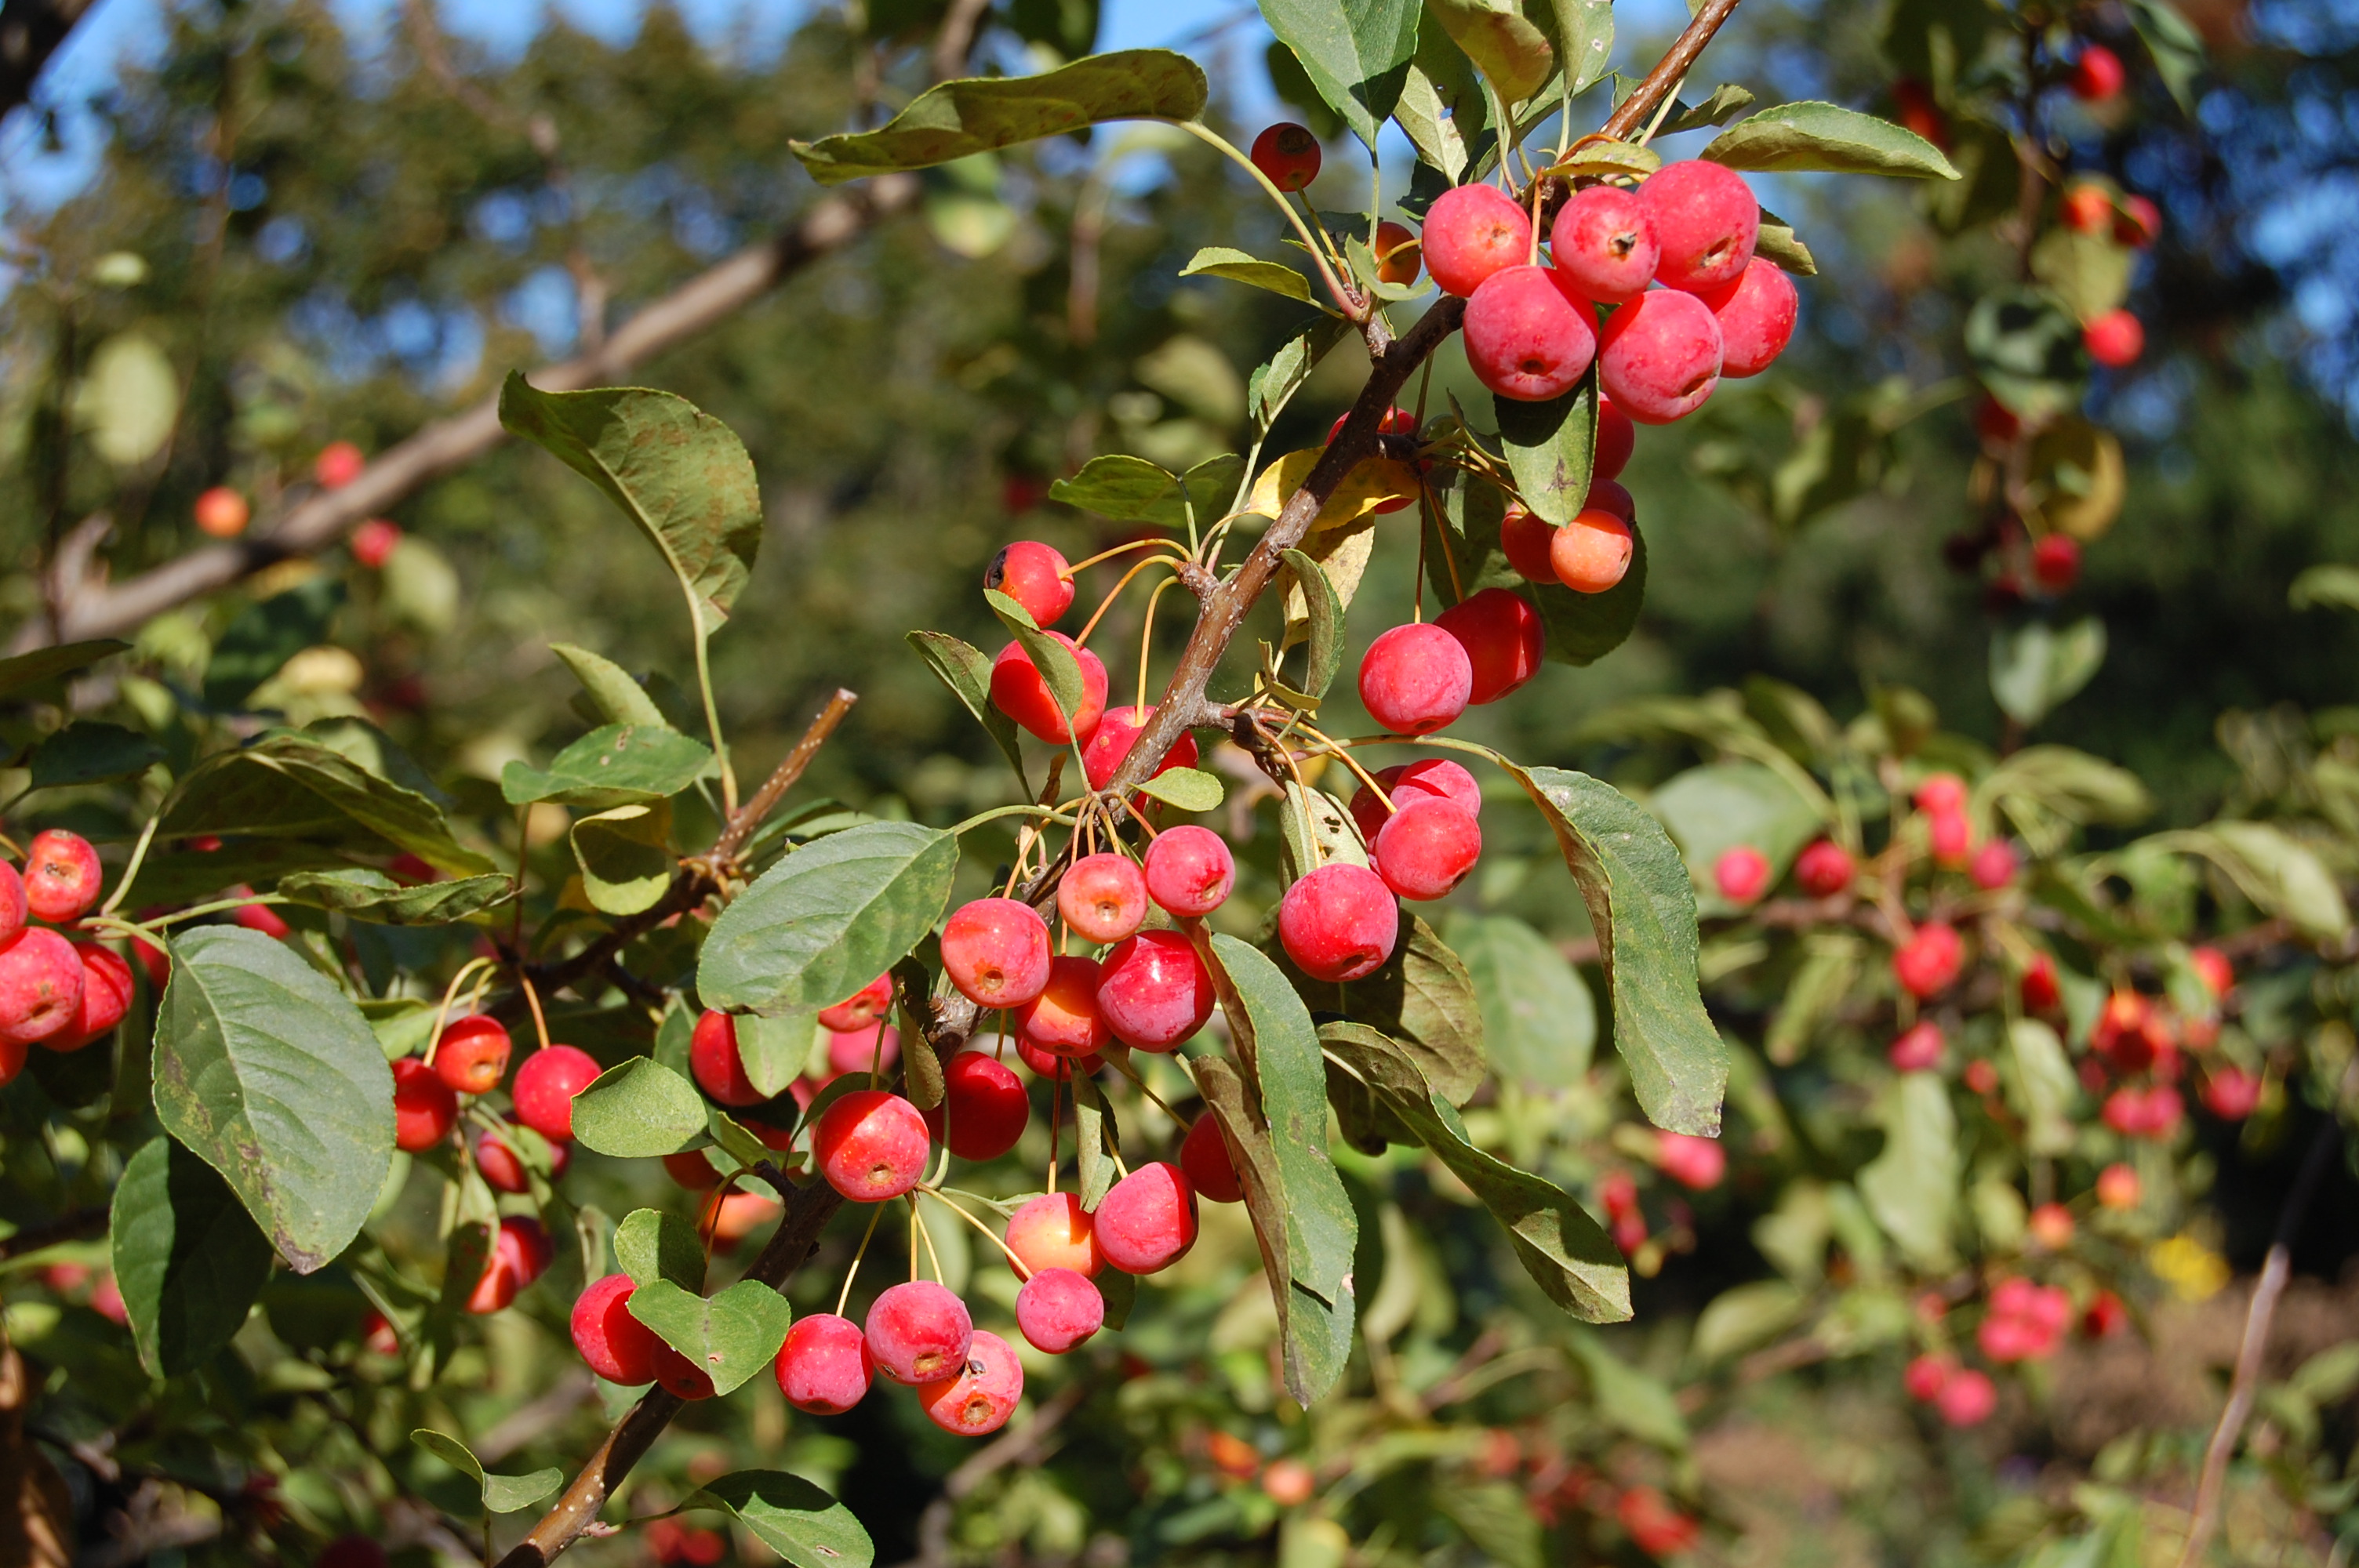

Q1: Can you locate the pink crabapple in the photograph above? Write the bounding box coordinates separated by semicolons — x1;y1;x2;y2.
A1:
1463;265;1598;402
1435;586;1543;704
1598;289;1723;423
1016;1268;1105;1354
985;541;1074;627
1656;1131;1725;1190
1095;929;1216;1051
433;1014;511;1095
988;633;1108;745
2085;309;2144;368
314;441;365;488
1058;852;1148;944
1499;503;1558;583
1550;509;1634;593
351;519;402;568
1937;1369;1997;1426
1422;183;1534;298
1714;845;1770;905
813;1089;931;1201
1143;826;1234;917
23;829;103;924
511;1045;603;1142
2028;1203;2075;1250
1550;184;1659;304
1347;758;1481;846
0;863;22;946
827;1025;898;1076
1358;622;1472;735
818;972;893;1032
1249;123;1321;191
1893;923;1965;998
1005;1191;1102;1277
1970;838;2019;890
689;1009;765;1106
1888;1022;1944;1073
1081;704;1199;790
1585;477;1637;523
392;1058;457;1152
1181;1112;1245;1203
864;1279;973;1385
2096;1163;2142;1208
1595;397;1636;480
1278;862;1399;982
1794;839;1855;897
2071;42;2125;101
45;943;132;1052
1701;258;1797;377
1637;161;1759;293
941;897;1053;1008
917;1328;1024;1436
1371;798;1482;902
921;1051;1030;1160
1094;1160;1199;1274
1016;954;1111;1058
776;1312;874;1414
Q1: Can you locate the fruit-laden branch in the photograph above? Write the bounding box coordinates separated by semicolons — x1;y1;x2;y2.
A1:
0;0;96;120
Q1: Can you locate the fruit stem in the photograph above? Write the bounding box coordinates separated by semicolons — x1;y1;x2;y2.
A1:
1172;121;1361;318
1103;1052;1186;1131
1635;71;1688;147
517;970;553;1054
911;1196;945;1283
1136;575;1184;711
835;1203;885;1317
1063;537;1180;576
96;809;163;918
1074;554;1187;648
425;955;501;1066
918;1185;1032;1279
685;602;739;817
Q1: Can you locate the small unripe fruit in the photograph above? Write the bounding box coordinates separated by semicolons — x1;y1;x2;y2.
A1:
512;1045;603;1142
1096;929;1215;1051
1551;508;1634;593
478;1120;567;1193
193;486;249;538
1059;853;1148;944
2059;183;2114;234
921;1051;1029;1160
1714;845;1769;905
1358;622;1472;735
1637;161;1759;293
434;1014;511;1094
1893;923;1964;999
351;518;402;569
1250;123;1321;191
1016;954;1110;1058
818;972;893;1033
1143;826;1234;917
1372;798;1481;901
1181;1112;1245;1203
1435;586;1543;704
1347;759;1481;845
1463;266;1597;402
24;829;103;923
1595;396;1636;481
1016;1267;1104;1354
0;927;84;1047
1423;183;1534;298
941;897;1053;1008
917;1327;1023;1436
1656;1131;1725;1190
1971;838;2019;890
2085;309;2143;368
1936;1368;1996;1426
986;541;1074;627
1081;704;1198;791
1005;1191;1101;1276
1794;839;1855;897
1598;289;1724;423
1373;220;1422;286
989;634;1108;745
45;942;132;1051
314;441;365;488
1499;504;1558;582
1888;1021;1943;1073
1551;184;1658;304
2032;532;2081;592
1278;862;1398;982
776;1312;874;1414
2070;43;2125;102
1701;259;1797;378
864;1279;973;1385
393;1058;458;1152
1094;1160;1198;1273
814;1089;931;1201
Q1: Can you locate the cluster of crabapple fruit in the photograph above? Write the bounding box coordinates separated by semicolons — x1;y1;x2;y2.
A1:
0;829;137;1080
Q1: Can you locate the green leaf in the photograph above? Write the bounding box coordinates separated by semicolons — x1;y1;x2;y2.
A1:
274;869;517;925
572;1058;711;1159
411;1430;565;1514
1427;0;1554;105
571;802;676;916
615;1207;705;1290
986;589;1086;722
1136;768;1223;812
152;926;394;1273
1180;246;1315;303
1250;318;1353;434
203;578;345;710
2006;1018;2077;1157
734;1010;820;1101
791;50;1209;183
2290;564;2359;614
27;721;164;790
1278;781;1368;880
1539;138;1660;181
2032;227;2135;323
1496;366;1598;527
1439;1484;1543;1568
1394;38;1479;180
1568;1332;1686;1446
1690;1279;1804;1364
1650;760;1829;901
1754;207;1818;276
1278;546;1347;699
1070;1068;1122;1210
111;1135;275;1377
1506;764;1726;1135
549;641;672;731
1990;617;2107;728
1274;913;1485;1105
907;630;1029;792
1261;0;1420;148
0;639;129;700
2127;0;2205;110
1540;0;1613;94
1445;913;1593;1087
709;1110;779;1172
497;374;761;633
1046;453;1180;518
681;1471;874;1568
629;1279;792;1396
698;821;960;1016
2142;823;2354;941
158;733;496;877
1857;1072;1957;1270
1965;289;2088;422
1321;1025;1630;1321
1656;82;1754;134
500;724;714;809
1701;100;1959;178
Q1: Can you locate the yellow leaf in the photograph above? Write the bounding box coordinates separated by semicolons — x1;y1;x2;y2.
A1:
1245;448;1420;532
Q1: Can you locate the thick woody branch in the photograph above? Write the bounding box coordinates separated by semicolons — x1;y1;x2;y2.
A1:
1598;0;1747;142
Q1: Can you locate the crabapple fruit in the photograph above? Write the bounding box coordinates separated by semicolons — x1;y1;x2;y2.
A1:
1181;1112;1245;1203
1015;1037;1102;1080
1714;845;1769;905
572;1273;668;1384
1059;852;1148;944
2096;1162;2142;1208
700;1189;782;1250
1436;586;1543;704
2071;42;2125;101
0;1035;30;1087
1081;704;1198;790
23;829;103;923
1963;1058;2001;1095
1143;826;1234;917
0;927;84;1047
433;1014;511;1094
0;863;21;946
1936;1369;1997;1427
1596;396;1636;481
2032;532;2081;592
1638;160;1758;293
1373;219;1422;286
1893;923;1965;999
989;633;1107;745
1598;289;1724;423
918;1328;1023;1436
827;1025;898;1076
1279;862;1398;982
814;1089;930;1201
232;899;290;938
864;1279;973;1385
688;1010;765;1106
1970;838;2019;890
1585;477;1637;522
1904;1352;1954;1403
985;541;1073;627
1499;503;1558;582
818;972;893;1032
1016;954;1110;1058
193;486;249;538
1463;265;1597;402
1358;622;1472;735
2028;1202;2076;1250
512;1045;603;1142
2059;183;2114;234
351;518;402;569
1372;798;1481;901
1915;774;1968;815
1551;184;1658;304
663;1149;722;1190
921;1051;1029;1160
1656;1131;1725;1190
45;943;132;1051
1892;77;1949;147
1016;1267;1103;1354
1005;1191;1101;1276
2021;952;2062;1012
1888;1021;1943;1073
478;1120;567;1193
941;897;1053;1008
1348;758;1481;846
1551;507;1634;592
1096;929;1215;1051
2085;309;2143;367
1929;808;1972;867
393;1058;458;1152
776;1312;874;1414
1250;122;1321;191
2189;946;2234;998
314;441;365;488
2202;1066;2262;1120
1095;1160;1198;1274
467;1215;553;1315
1701;258;1796;378
1794;839;1855;897
1423;183;1534;298
2115;194;2161;248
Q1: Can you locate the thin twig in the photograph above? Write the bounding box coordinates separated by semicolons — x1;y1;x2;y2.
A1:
1598;0;1747;142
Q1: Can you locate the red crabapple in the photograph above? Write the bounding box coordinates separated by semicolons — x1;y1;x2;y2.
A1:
1551;508;1634;593
1249;123;1321;191
1963;1058;2001;1095
2116;194;2161;248
1551;184;1658;304
1888;1021;1943;1073
1005;1191;1102;1276
1714;845;1769;904
232;899;291;938
351;519;402;569
941;897;1053;1008
776;1312;874;1414
1059;853;1148;944
45;943;132;1051
478;1120;568;1193
1794;839;1854;897
1372;799;1481;902
2096;1162;2141;1208
1929;808;1971;866
2084;1290;2128;1337
1015;1037;1103;1080
314;441;365;488
700;1189;783;1250
1278;862;1398;982
393;1058;458;1152
1374;220;1422;286
1358;622;1472;735
467;1215;552;1315
1892;78;1949;147
1423;183;1534;298
814;1089;931;1201
0;927;84;1046
1971;838;2019;890
1463;266;1597;402
1904;1352;1954;1402
2;1035;35;1087
2190;946;2234;998
2021;953;2062;1012
663;1149;723;1190
2060;183;2114;234
1915;774;1968;815
918;1328;1023;1436
1143;826;1234;917
689;1010;765;1106
2084;309;2143;367
194;486;249;538
986;541;1074;627
2032;533;2081;592
1181;1112;1245;1203
572;1272;667;1384
2201;1065;2262;1120
1499;504;1558;582
1263;1459;1316;1507
1436;587;1543;704
433;1014;511;1094
818;972;893;1032
1016;1268;1104;1354
864;1279;974;1384
1598;289;1724;423
1016;955;1110;1058
1585;478;1636;522
0;862;21;946
1347;758;1481;846
1096;929;1215;1051
2028;1203;2075;1250
23;829;103;924
1936;1368;1997;1426
827;1025;899;1076
1656;1131;1725;1189
1081;704;1199;791
1638;161;1758;292
1976;397;2022;447
989;633;1108;745
1095;1160;1198;1273
1893;923;1964;999
1596;396;1636;480
921;1051;1030;1160
1702;259;1796;377
512;1045;604;1142
2071;42;2125;101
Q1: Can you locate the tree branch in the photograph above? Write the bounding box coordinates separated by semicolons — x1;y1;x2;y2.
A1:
0;1204;107;1261
0;0;94;122
1599;0;1747;142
